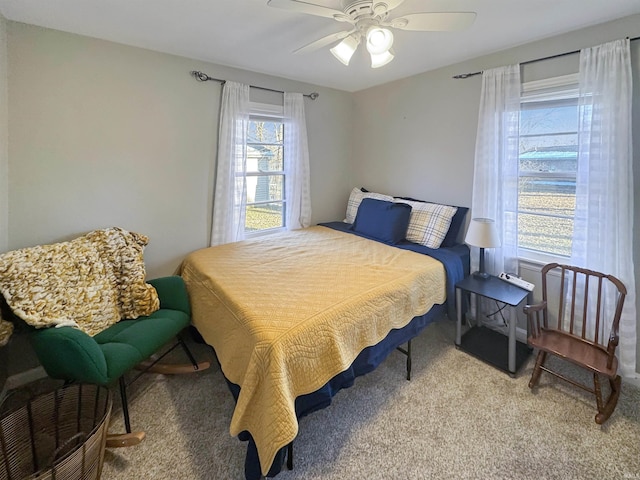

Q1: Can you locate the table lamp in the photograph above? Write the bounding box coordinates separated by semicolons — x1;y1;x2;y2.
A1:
465;217;500;280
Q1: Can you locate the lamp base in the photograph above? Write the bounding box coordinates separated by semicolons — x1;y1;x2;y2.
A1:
472;271;491;280
473;247;491;280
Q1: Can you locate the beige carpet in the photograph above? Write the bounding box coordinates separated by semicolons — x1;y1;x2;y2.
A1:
97;318;640;480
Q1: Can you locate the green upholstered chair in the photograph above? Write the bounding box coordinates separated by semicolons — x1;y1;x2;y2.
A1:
28;275;209;447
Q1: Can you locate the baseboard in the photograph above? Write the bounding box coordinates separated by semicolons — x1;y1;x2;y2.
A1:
622;375;640;387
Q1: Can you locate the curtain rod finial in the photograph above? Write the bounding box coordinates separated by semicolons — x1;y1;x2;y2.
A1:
191;70;210;82
308;92;319;100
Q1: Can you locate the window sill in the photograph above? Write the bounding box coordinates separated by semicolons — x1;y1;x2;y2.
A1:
518;249;571;268
245;227;286;239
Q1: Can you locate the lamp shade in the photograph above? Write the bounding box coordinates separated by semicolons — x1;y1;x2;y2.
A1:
465;218;501;248
370;49;394;68
330;35;360;66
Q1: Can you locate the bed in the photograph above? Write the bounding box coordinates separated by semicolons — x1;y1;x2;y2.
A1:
180;189;469;479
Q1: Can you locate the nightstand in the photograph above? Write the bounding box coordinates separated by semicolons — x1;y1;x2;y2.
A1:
455;275;532;376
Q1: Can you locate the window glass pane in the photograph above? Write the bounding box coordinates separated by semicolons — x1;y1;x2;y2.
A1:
519;177;576;217
246;174;283;204
518;213;573;257
520;104;577;174
246;145;283;173
518;94;578;258
245;202;284;232
519;134;577;173
247;120;283;144
520;104;577;136
244;116;285;234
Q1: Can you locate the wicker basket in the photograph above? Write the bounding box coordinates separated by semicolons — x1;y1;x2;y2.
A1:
0;384;112;480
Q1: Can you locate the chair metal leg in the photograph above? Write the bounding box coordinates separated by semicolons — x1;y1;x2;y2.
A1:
135;335;210;375
119;376;132;434
177;335;200;370
107;333;210;449
60;377;145;448
106;385;146;448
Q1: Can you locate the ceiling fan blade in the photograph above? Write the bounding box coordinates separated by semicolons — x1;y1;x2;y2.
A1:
293;30;354;54
392;12;477;31
267;0;345;20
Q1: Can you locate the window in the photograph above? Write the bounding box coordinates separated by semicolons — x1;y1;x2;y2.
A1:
518;75;579;258
244;103;286;234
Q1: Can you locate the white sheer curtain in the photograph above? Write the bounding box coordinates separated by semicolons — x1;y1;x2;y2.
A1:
470;64;521;277
210;81;250;246
572;39;636;377
283;92;312;230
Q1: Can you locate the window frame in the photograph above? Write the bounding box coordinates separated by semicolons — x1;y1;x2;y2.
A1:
243;102;287;238
517;74;579;265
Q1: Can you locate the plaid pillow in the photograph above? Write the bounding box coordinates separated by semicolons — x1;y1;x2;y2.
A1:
344;187;393;224
395;199;458;249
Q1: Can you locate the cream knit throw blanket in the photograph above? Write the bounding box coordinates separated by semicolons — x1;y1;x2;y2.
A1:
0;227;159;344
0;318;12;347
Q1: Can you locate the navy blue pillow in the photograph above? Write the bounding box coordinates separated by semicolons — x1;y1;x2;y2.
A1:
352;198;412;245
443;206;469;246
394;196;468;247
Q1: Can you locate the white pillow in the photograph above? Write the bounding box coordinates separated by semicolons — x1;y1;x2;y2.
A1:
394;199;458;249
344;187;393;224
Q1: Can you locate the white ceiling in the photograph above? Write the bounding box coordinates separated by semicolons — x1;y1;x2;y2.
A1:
0;0;639;92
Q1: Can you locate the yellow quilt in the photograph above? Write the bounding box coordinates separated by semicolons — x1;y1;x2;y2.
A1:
181;226;446;475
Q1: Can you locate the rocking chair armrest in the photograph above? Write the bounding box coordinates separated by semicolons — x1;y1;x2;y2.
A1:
523;301;547;337
608;322;620;349
147;276;190;315
30;326;109;385
605;324;620;370
523;301;547;315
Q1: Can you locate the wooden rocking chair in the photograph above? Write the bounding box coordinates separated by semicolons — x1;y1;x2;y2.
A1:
524;263;626;424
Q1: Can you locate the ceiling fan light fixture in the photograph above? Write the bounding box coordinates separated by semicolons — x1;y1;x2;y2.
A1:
330;35;360;65
366;26;394;55
370;48;394;68
267;0;477;72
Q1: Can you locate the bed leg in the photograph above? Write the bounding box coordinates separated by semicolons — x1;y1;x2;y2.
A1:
395;340;412;381
406;339;412;381
287;442;293;470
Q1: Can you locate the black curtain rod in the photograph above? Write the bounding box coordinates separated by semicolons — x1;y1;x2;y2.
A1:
190;71;319;100
453;35;640;79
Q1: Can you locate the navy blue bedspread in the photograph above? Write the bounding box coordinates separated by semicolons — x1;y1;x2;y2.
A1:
223;222;470;480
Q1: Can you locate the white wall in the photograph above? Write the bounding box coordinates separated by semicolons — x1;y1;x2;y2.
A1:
6;22;354;279
0;13;6;392
0;15;7;253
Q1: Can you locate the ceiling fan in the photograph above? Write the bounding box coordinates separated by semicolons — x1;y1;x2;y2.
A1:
266;0;476;68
